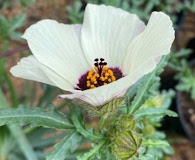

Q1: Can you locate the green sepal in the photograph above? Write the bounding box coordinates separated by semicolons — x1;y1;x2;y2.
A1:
98;97;125;114
115;115;136;132
112;130;142;160
72;97;124;117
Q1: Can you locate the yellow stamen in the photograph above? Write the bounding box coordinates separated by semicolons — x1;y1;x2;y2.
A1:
105;72;110;77
94;73;100;78
103;66;108;71
87;75;92;79
108;69;113;76
91;77;96;82
94;81;97;84
111;76;116;81
100;76;105;81
90;85;95;89
89;70;94;75
86;62;117;89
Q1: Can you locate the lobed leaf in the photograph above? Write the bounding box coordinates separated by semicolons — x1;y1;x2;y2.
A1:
142;139;170;147
128;55;170;114
0;89;38;160
9;125;38;160
134;108;177;120
29;129;65;149
77;140;106;160
10;14;26;31
69;103;104;141
46;131;82;160
0;105;75;130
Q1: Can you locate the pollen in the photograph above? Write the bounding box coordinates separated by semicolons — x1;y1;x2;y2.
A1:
86;58;117;89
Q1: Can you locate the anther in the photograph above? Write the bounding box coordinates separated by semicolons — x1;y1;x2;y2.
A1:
94;63;98;67
100;58;104;61
99;62;103;65
94;58;99;61
105;73;109;77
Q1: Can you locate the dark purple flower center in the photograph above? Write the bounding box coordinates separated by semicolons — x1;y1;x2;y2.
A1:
75;58;123;91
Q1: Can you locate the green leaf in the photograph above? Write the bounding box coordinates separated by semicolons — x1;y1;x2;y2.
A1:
142;139;170;147
0;105;75;129
9;31;22;40
134;108;177;120
46;131;82;160
0;126;15;160
18;0;35;7
0;89;38;160
9;125;38;160
66;0;84;23
128;73;158;114
10;14;26;31
128;55;169;114
0;88;9;109
3;70;19;108
69;102;104;141
77;140;106;160
28;128;65;148
37;85;60;108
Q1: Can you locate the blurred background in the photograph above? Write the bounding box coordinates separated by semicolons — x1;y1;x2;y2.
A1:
0;0;195;160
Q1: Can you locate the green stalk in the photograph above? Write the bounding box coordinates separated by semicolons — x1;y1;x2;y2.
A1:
3;71;19;108
0;53;18;108
0;88;38;160
9;126;38;160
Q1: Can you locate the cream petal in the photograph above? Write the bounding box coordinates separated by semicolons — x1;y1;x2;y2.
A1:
59;92;106;106
61;11;174;106
59;58;156;106
10;55;73;90
123;11;175;75
81;4;145;68
22;20;90;87
73;24;82;38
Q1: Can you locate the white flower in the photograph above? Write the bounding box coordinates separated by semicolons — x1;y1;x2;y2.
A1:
10;4;175;106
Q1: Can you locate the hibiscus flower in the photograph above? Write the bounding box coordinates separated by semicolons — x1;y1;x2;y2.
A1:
10;4;175;106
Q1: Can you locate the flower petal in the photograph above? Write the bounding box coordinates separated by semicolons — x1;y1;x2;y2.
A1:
59;58;157;106
60;11;174;106
81;4;145;68
22;20;90;87
10;55;73;89
123;11;175;75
